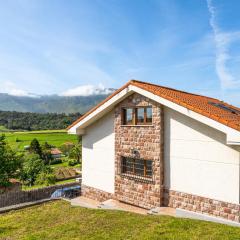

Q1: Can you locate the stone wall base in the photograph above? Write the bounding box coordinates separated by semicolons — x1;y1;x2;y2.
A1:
115;176;161;209
164;189;240;223
81;185;115;202
81;186;240;223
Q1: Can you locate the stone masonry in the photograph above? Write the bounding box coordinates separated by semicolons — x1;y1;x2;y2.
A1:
164;189;240;222
114;93;164;209
81;185;115;202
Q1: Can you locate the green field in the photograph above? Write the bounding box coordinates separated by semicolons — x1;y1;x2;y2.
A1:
0;125;10;132
1;201;240;240
3;130;78;151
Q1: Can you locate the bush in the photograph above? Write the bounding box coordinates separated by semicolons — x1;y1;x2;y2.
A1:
35;172;56;186
50;159;62;165
68;159;78;166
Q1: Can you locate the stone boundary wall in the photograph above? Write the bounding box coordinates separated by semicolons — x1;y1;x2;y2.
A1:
164;189;240;222
0;182;80;208
81;185;115;202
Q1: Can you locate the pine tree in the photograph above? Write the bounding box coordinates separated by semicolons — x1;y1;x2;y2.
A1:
29;138;42;158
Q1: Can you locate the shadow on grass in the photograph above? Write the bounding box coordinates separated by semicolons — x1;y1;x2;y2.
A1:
0;226;16;234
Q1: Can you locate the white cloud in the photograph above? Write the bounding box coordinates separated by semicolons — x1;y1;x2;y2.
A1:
207;0;240;89
60;83;114;97
1;81;38;97
1;80;114;97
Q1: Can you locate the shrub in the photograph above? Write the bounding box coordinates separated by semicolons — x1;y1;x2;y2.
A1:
50;159;62;165
68;159;78;166
35;172;56;186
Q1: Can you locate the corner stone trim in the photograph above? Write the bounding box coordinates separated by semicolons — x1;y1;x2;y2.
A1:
164;189;240;222
81;185;115;202
114;93;164;209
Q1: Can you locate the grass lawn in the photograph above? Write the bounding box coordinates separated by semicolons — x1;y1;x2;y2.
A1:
51;160;81;169
3;130;78;151
1;201;240;240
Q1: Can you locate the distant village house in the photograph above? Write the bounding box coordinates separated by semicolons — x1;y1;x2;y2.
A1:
51;148;62;159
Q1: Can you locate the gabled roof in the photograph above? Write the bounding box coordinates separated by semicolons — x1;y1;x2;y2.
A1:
68;80;240;132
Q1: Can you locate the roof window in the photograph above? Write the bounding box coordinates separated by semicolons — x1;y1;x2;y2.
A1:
208;102;240;115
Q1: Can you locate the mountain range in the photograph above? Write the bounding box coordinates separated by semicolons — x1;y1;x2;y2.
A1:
0;92;113;114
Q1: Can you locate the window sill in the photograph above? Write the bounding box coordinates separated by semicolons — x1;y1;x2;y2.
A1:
120;124;154;127
120;173;154;183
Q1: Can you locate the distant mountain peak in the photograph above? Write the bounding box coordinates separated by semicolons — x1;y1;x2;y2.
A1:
60;84;115;97
0;92;112;114
1;83;116;98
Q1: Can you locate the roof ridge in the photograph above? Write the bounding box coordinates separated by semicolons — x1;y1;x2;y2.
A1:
129;79;220;101
67;79;240;132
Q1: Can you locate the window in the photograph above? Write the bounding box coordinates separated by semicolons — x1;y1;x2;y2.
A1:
136;108;145;124
122;106;152;125
146;107;152;123
123;108;134;125
208;102;240;115
121;157;153;178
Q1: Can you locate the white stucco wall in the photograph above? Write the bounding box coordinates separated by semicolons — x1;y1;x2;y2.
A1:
164;107;240;204
82;110;115;193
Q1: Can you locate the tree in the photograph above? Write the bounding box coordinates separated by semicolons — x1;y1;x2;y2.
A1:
20;154;44;186
29;138;42;158
69;144;82;163
42;149;53;164
35;172;56;186
60;142;74;156
42;142;53;149
0;135;22;187
41;142;53;164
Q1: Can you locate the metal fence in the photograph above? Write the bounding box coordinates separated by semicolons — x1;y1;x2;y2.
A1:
0;182;80;208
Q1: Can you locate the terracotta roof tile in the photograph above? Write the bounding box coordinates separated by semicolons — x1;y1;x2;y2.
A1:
51;148;62;155
67;80;240;132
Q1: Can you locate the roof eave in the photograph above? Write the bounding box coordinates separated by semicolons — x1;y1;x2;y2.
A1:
67;85;134;134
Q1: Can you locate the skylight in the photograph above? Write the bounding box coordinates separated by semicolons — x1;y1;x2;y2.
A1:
208;102;240;115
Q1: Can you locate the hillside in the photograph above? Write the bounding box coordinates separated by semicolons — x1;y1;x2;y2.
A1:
0;93;110;114
0;111;81;131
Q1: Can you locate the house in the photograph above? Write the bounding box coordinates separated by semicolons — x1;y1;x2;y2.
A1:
68;80;240;223
51;148;62;159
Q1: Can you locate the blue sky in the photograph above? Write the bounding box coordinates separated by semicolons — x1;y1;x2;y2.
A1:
0;0;240;106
